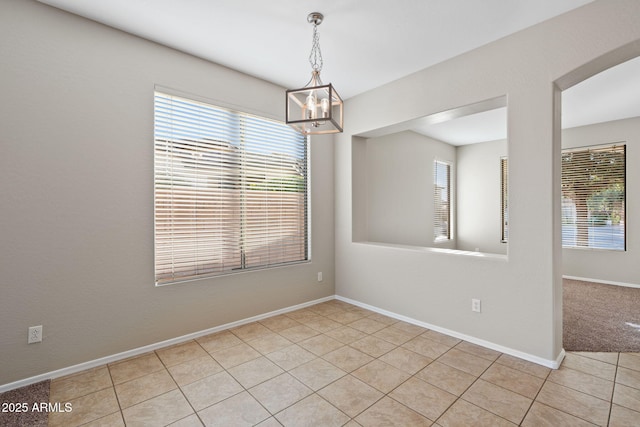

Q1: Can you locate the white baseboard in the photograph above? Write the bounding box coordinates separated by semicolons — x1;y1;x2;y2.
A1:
563;275;640;289
0;295;333;394
3;291;568;393
335;295;565;369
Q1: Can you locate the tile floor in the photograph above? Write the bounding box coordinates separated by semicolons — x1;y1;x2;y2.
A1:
47;300;640;426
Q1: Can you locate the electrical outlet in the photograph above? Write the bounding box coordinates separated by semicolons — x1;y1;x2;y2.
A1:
471;299;481;313
317;271;323;282
28;325;43;344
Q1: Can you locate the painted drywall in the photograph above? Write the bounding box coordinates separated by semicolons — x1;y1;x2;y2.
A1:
0;0;334;386
362;131;456;248
456;139;508;255
561;117;640;286
335;0;640;363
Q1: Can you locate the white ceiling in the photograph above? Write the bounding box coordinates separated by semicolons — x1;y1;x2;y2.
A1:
37;0;640;144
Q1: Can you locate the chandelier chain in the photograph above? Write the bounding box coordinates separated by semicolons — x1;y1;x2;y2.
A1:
308;23;323;73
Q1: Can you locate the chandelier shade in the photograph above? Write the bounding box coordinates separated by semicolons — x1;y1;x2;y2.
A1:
286;12;344;135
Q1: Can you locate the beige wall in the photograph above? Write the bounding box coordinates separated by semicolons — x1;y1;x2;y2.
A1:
457;139;508;255
360;131;456;249
335;0;640;365
0;0;334;386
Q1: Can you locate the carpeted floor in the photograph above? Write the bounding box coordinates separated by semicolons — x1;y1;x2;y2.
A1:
0;380;50;427
563;278;640;352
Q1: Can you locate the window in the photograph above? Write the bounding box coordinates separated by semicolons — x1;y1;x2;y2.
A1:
154;92;308;284
561;143;625;250
434;160;451;241
500;157;508;242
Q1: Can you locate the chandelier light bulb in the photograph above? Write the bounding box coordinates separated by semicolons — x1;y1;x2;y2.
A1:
320;98;330;118
306;93;317;119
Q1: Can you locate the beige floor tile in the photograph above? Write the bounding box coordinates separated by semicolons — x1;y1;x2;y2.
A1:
350;335;396;358
231;322;272;341
196;330;242;354
259;314;301;332
390;376;457;421
330;309;368;324
535;380;610;426
156;341;208;367
379;347;432;375
168;414;204;426
308;303;343;317
547;366;614;401
181;371;243;411
619;353;640;372
303;316;342;333
122;389;193;427
352;359;411;393
108;353;165;385
613;383;640;412
355;396;432;426
373;326;415;346
617;366;640;390
265;344;317;371
285;308;319;323
421;330;462;347
255;417;282;427
322;345;374;372
50;366;112;402
289;358;347;391
438;348;494;376
275;394;350;427
389;321;428;336
455;341;501;361
346;306;376;317
317;375;384;418
325;326;367;344
210;342;261;369
227;356;284;389
114;369;177;409
81;411;126;427
49;387;120;427
481;363;545;399
402;336;451;360
562;353;617;381
437;399;516;427
348;318;388;334
609;403;640;427
572;351;620;365
249;373;312;414
167;355;224;387
278;324;320;343
366;313;398;326
247;333;293;355
521;401;596;427
495;354;551;379
197;391;270;427
298;334;344;356
461;379;532;424
415;361;477;396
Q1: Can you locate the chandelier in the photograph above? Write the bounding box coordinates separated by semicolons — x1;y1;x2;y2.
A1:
286;12;344;135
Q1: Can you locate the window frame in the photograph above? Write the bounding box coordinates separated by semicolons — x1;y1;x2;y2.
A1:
433;159;452;242
561;143;626;251
500;157;508;243
153;91;310;285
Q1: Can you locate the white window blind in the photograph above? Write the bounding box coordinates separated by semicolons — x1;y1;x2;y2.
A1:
154;92;308;284
561;143;625;250
434;160;451;241
501;157;508;242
